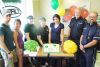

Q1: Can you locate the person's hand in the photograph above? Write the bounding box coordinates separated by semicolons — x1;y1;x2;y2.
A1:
80;44;85;53
8;52;13;59
61;43;64;46
17;49;23;55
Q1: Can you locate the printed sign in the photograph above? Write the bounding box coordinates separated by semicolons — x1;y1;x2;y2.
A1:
0;6;21;18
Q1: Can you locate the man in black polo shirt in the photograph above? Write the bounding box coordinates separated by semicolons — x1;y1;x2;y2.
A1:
24;15;37;41
0;10;15;67
37;17;49;65
67;8;86;67
37;17;49;46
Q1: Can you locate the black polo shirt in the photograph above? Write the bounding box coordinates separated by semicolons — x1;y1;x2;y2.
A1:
24;23;37;41
68;17;86;44
37;25;49;43
0;24;15;51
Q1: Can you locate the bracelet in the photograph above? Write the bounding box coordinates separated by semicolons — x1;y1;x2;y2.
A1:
8;51;11;54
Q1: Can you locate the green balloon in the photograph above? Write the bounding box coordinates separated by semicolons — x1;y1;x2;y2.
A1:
51;0;59;10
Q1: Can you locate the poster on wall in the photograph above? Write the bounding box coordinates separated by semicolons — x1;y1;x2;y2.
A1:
2;0;21;3
1;6;22;18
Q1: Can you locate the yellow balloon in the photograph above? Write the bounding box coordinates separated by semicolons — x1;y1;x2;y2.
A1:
63;40;77;54
57;6;65;16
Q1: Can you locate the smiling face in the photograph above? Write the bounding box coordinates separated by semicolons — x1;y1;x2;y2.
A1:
53;17;60;23
14;19;21;30
53;14;60;24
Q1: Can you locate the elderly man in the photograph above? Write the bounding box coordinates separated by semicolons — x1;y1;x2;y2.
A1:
66;8;87;67
80;12;98;67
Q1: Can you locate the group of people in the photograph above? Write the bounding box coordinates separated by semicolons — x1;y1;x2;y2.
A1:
67;8;100;67
0;7;100;67
0;10;23;67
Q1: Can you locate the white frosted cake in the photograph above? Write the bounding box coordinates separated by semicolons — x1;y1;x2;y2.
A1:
43;43;60;53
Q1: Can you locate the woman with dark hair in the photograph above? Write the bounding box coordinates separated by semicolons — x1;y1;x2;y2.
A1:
49;14;64;67
49;14;64;45
13;19;23;67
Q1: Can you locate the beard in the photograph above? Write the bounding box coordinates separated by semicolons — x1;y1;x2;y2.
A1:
88;20;96;25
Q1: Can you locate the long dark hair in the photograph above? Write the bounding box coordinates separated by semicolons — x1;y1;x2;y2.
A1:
14;19;21;25
53;14;60;21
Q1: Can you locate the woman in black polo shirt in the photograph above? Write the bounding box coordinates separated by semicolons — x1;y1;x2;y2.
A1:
37;17;49;65
37;17;49;47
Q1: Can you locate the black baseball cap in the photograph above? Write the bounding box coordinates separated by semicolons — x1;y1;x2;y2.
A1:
27;15;34;19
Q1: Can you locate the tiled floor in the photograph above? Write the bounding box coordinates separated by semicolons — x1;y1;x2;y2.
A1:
23;53;100;67
95;52;100;67
0;52;100;67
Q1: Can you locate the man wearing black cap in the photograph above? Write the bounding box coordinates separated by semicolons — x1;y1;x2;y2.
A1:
24;15;39;66
24;15;37;41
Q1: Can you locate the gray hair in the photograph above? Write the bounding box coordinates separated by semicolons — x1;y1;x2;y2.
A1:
90;11;98;17
38;17;46;22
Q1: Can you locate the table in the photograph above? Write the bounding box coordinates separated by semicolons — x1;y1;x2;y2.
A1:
37;47;74;57
24;47;75;67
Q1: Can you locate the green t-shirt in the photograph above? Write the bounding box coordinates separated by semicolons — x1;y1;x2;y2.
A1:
24;24;37;41
0;24;15;51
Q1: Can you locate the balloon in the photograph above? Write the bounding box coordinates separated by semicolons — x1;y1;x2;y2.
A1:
64;15;72;21
63;40;77;54
81;8;89;18
57;6;65;16
69;5;77;16
51;0;59;10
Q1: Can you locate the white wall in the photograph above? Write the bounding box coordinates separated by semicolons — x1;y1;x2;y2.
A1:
90;0;100;13
33;0;40;18
39;0;57;26
0;0;33;32
63;0;90;10
39;0;90;26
